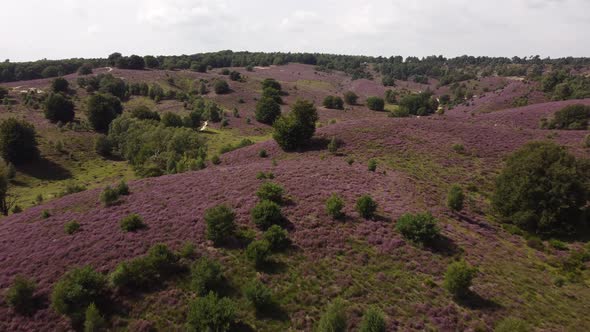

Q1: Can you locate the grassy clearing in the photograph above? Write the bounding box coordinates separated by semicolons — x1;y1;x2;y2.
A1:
202;128;271;157
295;79;333;91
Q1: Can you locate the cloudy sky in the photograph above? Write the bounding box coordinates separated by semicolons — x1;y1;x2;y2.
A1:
1;0;588;62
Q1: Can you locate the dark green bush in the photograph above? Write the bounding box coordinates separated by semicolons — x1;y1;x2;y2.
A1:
262;87;283;104
94;135;112;156
259;149;268;158
255;97;281;124
0;118;39;164
84;303;106;332
398;91;439;116
78;64;93;75
366;97;385;111
359;306;386;332
246;240;272;267
51;77;69;93
44;93;75;123
323;95;344;109
261;78;281;91
41;210;51;219
343;91;358;105
204;204;236;245
263;225;290;251
273;99;318;151
317;298;347;332
251;200;283;230
161;112;184;127
213;80;230;94
545;104;590;130
5;276;36;314
100;186;119;206
116;180;129;196
190;257;223;295
443;260;477;298
51;266;109;323
86;93;123;132
130;105;160;121
356;195;377;219
120;214;145;232
395;212;440;244
368;159;377;172
244;280;272;312
447;184;464;211
256;182;284;203
325;194;345;220
492;141;588;235
64;220;81;234
186;292;236;332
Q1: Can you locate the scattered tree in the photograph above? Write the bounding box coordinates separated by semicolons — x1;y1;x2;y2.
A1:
255;97;281;124
356;195;377;219
44;93;75;123
323;95;344;109
273;99;318;151
447;184;464;211
443;260;477;298
343;91;358;105
204;205;236;245
366;97;385;111
51;77;69;93
251;200;283;230
0;118;39;164
213;80;230;94
190;257;223;295
186;292;236;332
5;276;36;314
326;194;345;220
86;93;123;132
395;212;440;244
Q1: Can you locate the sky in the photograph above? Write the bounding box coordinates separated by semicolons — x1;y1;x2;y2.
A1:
1;0;589;62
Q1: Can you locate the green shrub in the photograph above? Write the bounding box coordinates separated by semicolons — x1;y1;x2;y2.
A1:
317;298;347;332
368;159;377;172
356;195;377;219
545;104;590;130
246;240;271;267
213;80;230;94
64;220;81;235
44;93;75;123
186;292;236;332
100;186;119;206
255;97;281;124
116;180;129;195
204;205;236;245
359;306;386;332
398;91;439;115
325;194;345;220
5;276;36;314
86;93;123;132
452;143;465;154
447;184;464;211
343;91;358;105
494;317;530;332
262;87;283;104
273;99;318;151
251;200;283;230
51;77;69;93
190;257;223;295
366;97;385;111
120;214;145;232
78;64;93;75
261;78;281;91
492;141;588;235
263;225;291;251
389;107;409;118
526;236;544;251
51;266;109;323
94;135;112;156
211;154;221;165
0;118;39;164
84;303;106;332
161;112;184;127
395;212;440;244
328;137;339;154
443;260;477;298
256;182;284;203
180;242;196;259
323;95;344;109
244;280;273;312
130;105;160;121
41;210;51;219
549;239;568;250
110;244;179;290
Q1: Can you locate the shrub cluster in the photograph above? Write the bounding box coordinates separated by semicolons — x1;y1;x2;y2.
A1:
0;118;39;164
246;240;272;267
398;91;439;116
44;93;75;123
317;298;347;332
5;276;36;314
443;260;477;298
343;91;358;105
359;306;386;332
273;99;319;150
323;95;344;109
186;292;236;332
204;205;236;245
542;104;590;130
120;214;146;232
244;280;273;312
256;182;284;203
356;195;378;219
251;200;283;230
255;97;281;124
395;212;440;244
325;194;345;220
64;220;81;235
447;184;464;211
190;257;223;295
263;225;291;251
366;97;385;111
86;93;123;132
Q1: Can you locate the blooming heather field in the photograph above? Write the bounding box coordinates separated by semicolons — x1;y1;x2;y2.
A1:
0;63;589;331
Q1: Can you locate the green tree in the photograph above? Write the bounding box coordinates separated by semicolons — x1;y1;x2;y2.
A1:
143;55;160;69
447;184;464;211
44;93;75;123
127;55;145;70
213;80;230;94
273;99;318;151
343;91;358;105
186;292;236;332
5;276;36;314
86;93;123;132
190;257;223;295
255;97;281;124
161;112;183;127
0;118;39;164
395;212;440;244
246;240;271;267
204;205;236;245
366;97;385;111
316;298;347;332
359;306;386;332
492;141;588;235
84;303;106;332
546;104;590;130
51;77;69;93
325;194;345;220
444;260;477;298
251;200;283;230
262;78;281;91
356;195;377;219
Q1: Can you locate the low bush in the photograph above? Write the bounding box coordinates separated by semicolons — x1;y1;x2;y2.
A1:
179;242;196;259
116;180;129;196
549;239;568;250
326;194;345;220
328;137;339;154
186;292;236;332
366;97;385;111
395;212;440;244
190;257;223;295
494;317;530;332
259;149;268;158
204;205;236;245
368;159;377;172
443;260;477;298
323;95;344;109
256;182;284;203
544;104;590;130
263;225;290;251
447;184;464;211
251;200;283;230
244;280;273;312
343;91;358;105
130;105;160;121
84;303;106;332
246;240;271;267
213;80;230;94
317;298;347;332
161;112;184;127
94;135;112;156
356;195;377;219
64;220;81;235
359;306;386;332
51;266;109;323
5;276;36;314
526;236;545;251
100;186;119;206
120;214;146;232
